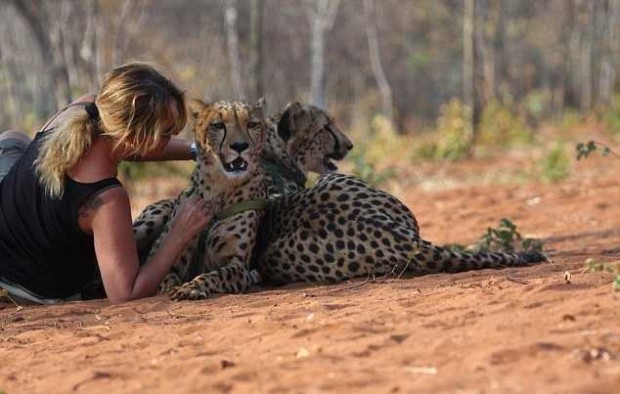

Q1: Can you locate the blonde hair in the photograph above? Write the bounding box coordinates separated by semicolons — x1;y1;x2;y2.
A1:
36;62;187;198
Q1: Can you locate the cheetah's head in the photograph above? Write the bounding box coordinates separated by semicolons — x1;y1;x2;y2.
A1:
190;98;266;181
276;102;353;175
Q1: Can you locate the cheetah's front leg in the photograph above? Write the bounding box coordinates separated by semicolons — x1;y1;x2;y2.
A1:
169;259;260;301
157;237;200;294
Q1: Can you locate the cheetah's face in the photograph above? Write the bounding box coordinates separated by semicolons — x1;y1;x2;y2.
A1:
190;98;266;180
277;102;353;175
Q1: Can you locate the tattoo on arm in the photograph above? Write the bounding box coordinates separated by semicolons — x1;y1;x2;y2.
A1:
79;195;104;218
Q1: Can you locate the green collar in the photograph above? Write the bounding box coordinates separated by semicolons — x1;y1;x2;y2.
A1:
215;199;269;221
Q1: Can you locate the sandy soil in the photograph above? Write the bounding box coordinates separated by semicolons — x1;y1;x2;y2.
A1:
2;154;619;394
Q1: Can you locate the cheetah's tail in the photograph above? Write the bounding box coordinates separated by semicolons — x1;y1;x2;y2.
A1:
407;239;549;274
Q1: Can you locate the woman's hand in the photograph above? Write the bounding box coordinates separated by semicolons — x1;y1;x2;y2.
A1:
167;196;214;246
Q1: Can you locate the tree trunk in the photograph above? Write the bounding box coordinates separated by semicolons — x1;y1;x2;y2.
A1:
113;1;133;66
473;0;486;133
0;43;20;127
249;0;264;101
48;2;72;103
93;1;106;83
463;0;476;143
310;3;326;108
225;0;245;99
8;0;72;108
569;0;594;111
596;0;617;107
363;0;394;131
492;0;506;101
307;0;340;108
79;0;99;93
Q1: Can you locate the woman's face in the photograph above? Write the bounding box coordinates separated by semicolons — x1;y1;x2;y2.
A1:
120;100;181;159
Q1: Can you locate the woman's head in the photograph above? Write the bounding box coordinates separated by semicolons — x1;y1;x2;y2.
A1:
96;63;186;156
36;62;186;198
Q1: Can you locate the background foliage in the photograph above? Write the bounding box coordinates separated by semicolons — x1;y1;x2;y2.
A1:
0;0;618;183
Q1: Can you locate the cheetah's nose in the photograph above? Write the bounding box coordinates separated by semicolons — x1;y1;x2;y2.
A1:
345;141;354;151
230;142;249;153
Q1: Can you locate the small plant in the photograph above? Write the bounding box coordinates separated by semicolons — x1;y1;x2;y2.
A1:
432;98;472;160
539;142;571;183
582;258;620;273
479;99;532;146
476;218;544;253
582;258;620;292
576;140;619;160
443;218;543;254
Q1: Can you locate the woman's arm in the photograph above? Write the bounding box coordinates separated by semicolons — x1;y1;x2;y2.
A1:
125;138;194;162
89;187;211;302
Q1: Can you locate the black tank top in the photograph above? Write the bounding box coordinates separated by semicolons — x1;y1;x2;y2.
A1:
0;129;121;298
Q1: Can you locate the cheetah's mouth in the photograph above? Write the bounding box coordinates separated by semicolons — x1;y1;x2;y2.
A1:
223;157;249;173
324;158;338;172
324;152;345;172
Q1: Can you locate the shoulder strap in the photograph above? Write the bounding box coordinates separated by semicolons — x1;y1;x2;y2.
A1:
38;100;94;134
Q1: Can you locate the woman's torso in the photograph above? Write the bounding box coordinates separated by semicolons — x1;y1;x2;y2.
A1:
0;101;121;298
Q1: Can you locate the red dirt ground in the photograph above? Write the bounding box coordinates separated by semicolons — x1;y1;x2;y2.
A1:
2;152;619;394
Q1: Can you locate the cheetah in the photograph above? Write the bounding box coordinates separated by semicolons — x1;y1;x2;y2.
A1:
145;98;269;300
254;173;547;284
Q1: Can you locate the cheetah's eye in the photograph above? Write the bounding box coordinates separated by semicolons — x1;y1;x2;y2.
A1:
211;121;226;130
247;121;260;129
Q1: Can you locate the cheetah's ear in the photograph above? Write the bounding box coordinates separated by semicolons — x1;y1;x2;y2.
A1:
253;96;266;118
278;101;303;142
188;98;211;121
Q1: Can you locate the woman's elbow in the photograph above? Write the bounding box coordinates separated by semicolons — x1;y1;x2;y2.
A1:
106;287;136;303
107;294;132;304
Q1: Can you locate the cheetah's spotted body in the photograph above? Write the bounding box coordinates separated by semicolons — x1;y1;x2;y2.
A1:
254;173;546;283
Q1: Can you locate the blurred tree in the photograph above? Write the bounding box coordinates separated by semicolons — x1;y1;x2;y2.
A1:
225;0;245;99
305;0;340;108
7;0;72;108
363;0;394;131
248;0;264;101
595;0;617;108
463;0;476;142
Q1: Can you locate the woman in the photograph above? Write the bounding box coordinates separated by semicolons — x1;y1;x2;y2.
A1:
0;62;212;304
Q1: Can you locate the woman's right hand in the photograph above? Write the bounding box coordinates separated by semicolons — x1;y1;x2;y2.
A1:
167;196;214;245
